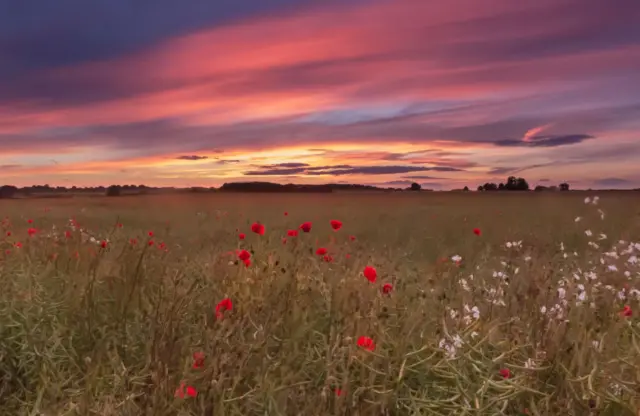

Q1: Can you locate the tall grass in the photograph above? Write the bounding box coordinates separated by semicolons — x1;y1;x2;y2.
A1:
0;192;639;415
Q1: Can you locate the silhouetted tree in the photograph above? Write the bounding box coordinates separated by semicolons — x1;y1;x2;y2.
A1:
463;186;469;191
498;183;505;190
478;182;498;191
559;182;570;191
0;185;18;198
409;182;421;191
504;176;529;191
106;185;122;197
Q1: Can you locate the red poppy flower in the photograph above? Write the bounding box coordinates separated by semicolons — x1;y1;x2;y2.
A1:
238;233;246;240
499;368;511;379
345;253;351;259
349;235;356;241
299;222;312;233
357;336;375;351
27;228;37;237
130;238;138;245
27;219;33;224
148;231;154;237
192;351;205;369
15;242;22;248
65;230;72;239
284;211;288;216
159;242;166;250
330;220;343;231
5;249;10;255
282;238;287;245
186;386;197;398
334;388;342;397
215;298;233;319
148;240;155;246
100;241;108;249
6;231;10;237
251;222;265;236
175;382;198;399
238;249;251;261
323;254;333;262
117;223;123;228
363;266;377;283
316;247;327;256
287;230;298;237
621;305;632;317
382;283;393;294
473;228;481;236
243;258;251;267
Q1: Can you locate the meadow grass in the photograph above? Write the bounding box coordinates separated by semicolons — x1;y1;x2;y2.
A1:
0;192;639;415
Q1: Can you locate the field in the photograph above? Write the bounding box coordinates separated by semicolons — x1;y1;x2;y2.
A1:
1;192;639;415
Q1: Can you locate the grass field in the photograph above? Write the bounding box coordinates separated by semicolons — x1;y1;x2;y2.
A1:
1;192;639;415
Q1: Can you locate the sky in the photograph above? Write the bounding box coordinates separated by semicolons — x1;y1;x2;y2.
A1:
1;0;639;190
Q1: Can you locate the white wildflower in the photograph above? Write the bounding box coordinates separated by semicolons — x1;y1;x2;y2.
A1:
585;230;593;237
577;291;586;302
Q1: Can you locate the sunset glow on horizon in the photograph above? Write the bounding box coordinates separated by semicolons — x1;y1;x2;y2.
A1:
1;0;639;189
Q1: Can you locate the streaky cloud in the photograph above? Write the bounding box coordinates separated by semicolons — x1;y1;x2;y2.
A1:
494;134;594;147
176;155;208;160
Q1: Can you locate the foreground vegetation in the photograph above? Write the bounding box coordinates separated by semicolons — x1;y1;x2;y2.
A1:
0;192;639;415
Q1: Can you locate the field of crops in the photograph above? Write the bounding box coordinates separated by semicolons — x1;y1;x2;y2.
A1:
1;192;639;415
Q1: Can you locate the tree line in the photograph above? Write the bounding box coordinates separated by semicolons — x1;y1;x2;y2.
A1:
477;176;570;192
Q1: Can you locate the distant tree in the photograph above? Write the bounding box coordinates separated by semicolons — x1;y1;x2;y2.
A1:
409;182;421;191
534;185;547;192
503;176;529;191
559;182;570;191
479;182;498;191
516;177;530;191
498;183;505;190
106;185;122;197
463;186;469;191
0;185;18;198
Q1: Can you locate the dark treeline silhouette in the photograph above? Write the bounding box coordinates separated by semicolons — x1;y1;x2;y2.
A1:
219;182;391;193
0;184;156;198
478;177;576;192
534;182;570;192
0;179;636;199
0;182;400;198
477;176;530;191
